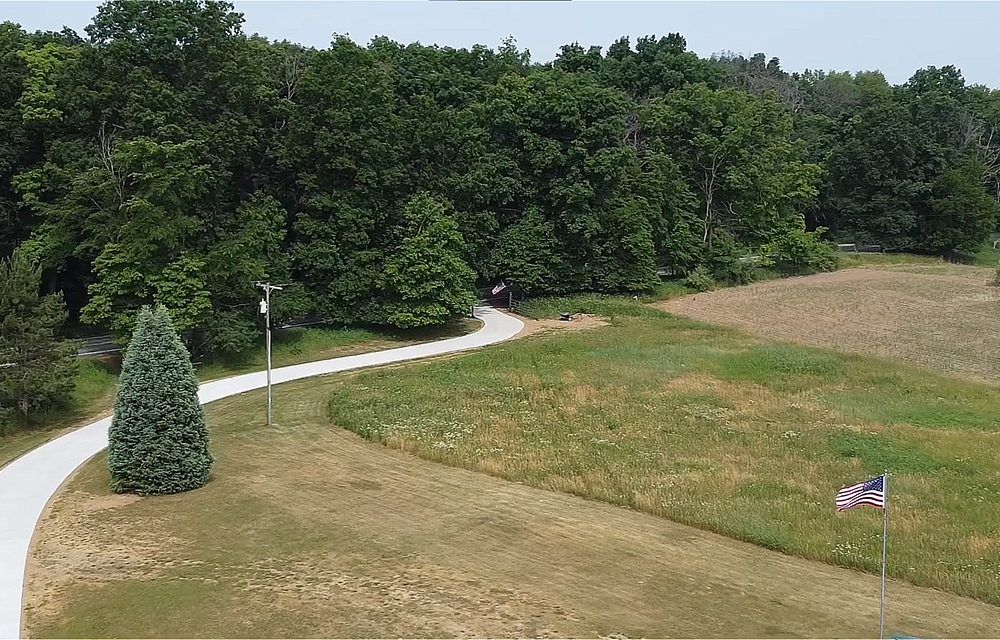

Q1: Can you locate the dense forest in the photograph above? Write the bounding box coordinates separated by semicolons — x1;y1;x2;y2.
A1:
2;0;999;356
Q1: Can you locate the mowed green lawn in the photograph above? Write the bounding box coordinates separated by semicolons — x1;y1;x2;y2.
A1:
328;298;1000;604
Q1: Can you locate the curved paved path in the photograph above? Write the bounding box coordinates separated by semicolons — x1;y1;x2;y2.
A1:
0;307;523;639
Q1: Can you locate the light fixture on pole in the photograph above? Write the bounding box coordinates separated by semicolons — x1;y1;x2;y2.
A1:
254;282;284;427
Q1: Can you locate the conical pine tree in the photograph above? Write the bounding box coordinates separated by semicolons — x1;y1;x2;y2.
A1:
0;248;78;431
108;304;213;494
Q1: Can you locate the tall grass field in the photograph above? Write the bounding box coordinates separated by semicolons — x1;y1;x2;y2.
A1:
328;298;1000;605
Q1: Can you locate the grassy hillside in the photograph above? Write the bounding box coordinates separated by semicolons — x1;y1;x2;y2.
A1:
327;298;1000;604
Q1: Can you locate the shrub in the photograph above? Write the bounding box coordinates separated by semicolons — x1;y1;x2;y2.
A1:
107;304;213;495
707;232;756;285
766;227;838;274
682;265;715;292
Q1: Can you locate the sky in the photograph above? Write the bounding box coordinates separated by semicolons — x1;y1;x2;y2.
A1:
3;1;1000;87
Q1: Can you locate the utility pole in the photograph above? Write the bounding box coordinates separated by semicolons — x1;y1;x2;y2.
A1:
254;282;283;426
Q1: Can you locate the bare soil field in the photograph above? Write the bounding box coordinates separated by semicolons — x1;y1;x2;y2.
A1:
660;267;1000;384
23;375;1000;638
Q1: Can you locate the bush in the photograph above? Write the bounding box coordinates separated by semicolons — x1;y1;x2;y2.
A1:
107;304;213;495
707;232;756;285
766;227;838;274
682;265;715;292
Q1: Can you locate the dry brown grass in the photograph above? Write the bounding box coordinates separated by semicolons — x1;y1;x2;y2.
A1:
515;313;609;338
660;267;1000;384
23;376;1000;638
326;306;1000;607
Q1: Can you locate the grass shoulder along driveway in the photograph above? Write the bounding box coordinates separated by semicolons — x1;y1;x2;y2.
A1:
0;320;477;469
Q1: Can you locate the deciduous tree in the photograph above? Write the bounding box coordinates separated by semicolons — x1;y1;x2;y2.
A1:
376;193;477;328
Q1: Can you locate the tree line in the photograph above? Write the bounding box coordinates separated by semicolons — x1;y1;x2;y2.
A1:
2;0;998;360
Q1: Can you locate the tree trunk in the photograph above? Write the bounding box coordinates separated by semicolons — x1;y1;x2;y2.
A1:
701;163;717;247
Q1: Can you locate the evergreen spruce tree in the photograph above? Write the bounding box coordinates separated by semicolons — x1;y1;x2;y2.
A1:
108;304;212;494
0;248;78;432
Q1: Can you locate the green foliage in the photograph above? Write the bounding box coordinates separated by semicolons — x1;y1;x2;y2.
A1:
765;227;838;274
479;69;645;294
490;207;566;295
706;232;755;285
108;305;212;494
812;66;1000;255
590;198;660;293
630;152;703;275
377;193;477;328
16;41;79;124
682;265;715;292
76;138;215;338
645;83;820;249
2;2;998;355
198;310;260;357
0;248;78;433
923;158;999;254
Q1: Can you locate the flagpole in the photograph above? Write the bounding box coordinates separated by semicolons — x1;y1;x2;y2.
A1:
879;469;888;640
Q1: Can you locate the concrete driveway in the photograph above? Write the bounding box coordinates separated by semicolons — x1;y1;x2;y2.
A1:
0;307;523;639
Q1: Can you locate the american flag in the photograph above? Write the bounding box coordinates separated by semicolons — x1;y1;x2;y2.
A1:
836;475;886;511
492;280;507;295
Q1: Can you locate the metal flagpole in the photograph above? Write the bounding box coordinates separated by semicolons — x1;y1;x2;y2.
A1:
879;469;888;640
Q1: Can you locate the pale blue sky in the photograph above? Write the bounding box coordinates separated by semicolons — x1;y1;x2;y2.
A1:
2;1;999;87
